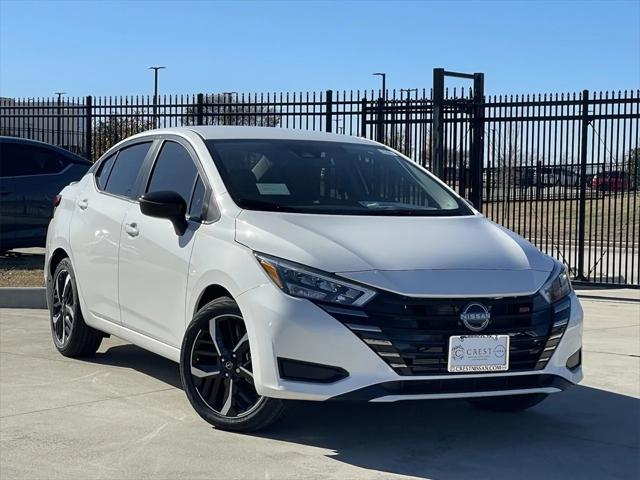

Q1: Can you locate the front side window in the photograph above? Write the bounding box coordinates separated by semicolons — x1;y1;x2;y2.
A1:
104;142;151;199
189;176;207;218
206;139;471;216
146;141;199;205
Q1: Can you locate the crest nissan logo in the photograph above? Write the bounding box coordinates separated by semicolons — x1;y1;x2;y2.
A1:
460;303;491;331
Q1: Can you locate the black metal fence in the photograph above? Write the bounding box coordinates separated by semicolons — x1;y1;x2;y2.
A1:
1;87;638;286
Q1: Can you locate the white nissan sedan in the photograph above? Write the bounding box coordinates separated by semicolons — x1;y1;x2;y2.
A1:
45;127;583;431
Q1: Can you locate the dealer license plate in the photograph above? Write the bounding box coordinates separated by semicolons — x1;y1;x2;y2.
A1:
447;335;510;373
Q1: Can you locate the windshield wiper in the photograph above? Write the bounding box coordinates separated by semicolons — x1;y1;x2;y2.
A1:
360;208;463;216
237;199;303;213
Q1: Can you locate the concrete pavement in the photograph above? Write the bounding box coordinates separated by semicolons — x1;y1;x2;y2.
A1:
0;297;638;480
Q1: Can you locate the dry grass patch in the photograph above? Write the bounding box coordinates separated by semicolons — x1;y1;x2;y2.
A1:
0;251;45;287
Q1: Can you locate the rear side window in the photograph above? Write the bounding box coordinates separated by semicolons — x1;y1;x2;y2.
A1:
95;153;116;190
146;141;199;204
0;143;69;177
104;142;151;199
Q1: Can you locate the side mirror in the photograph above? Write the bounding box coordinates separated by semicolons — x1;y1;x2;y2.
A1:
139;190;188;235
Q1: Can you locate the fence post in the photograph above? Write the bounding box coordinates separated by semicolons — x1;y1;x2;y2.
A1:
470;73;485;210
85;96;93;162
576;89;590;280
376;97;384;143
360;99;368;138
432;68;445;178
325;90;333;133
196;93;204;126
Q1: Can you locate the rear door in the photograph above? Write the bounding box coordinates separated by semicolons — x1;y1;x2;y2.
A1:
0;142;70;248
118;139;207;347
0;141;26;247
70;141;153;324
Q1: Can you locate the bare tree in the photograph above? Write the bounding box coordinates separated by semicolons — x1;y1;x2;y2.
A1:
183;94;280;127
92;112;152;159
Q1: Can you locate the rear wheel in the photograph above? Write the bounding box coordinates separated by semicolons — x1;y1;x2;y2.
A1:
180;297;286;432
48;258;103;357
468;393;548;412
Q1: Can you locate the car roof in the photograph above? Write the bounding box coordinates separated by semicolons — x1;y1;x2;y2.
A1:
0;136;91;164
134;126;377;145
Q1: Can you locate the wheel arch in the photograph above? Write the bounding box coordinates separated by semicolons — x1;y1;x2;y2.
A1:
49;247;70;278
194;284;234;315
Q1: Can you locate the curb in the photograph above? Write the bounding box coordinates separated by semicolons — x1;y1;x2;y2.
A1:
0;287;47;309
576;293;640;303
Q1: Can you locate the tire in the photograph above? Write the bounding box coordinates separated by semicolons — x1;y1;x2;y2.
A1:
468;393;548;412
180;296;287;432
48;258;103;357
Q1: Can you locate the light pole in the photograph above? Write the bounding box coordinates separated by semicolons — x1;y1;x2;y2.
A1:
222;92;237;125
372;72;386;101
149;66;166;128
54;91;66;146
372;73;387;143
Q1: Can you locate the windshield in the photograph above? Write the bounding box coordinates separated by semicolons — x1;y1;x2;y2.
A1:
206;139;472;216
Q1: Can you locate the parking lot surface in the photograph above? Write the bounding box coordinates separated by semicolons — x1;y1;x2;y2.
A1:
1;294;638;480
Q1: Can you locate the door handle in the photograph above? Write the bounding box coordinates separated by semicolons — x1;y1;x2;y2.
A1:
125;222;139;237
77;198;88;210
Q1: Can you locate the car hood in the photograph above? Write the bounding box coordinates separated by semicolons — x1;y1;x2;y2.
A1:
235;211;555;297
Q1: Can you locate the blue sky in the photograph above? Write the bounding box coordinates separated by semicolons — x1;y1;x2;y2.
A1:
0;0;638;98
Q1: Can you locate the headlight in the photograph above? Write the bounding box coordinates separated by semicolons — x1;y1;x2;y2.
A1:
255;253;376;306
539;261;573;304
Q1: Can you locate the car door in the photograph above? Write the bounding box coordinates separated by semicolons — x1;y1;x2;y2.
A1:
0;142;68;249
70;141;153;325
118;139;207;347
0;141;26;249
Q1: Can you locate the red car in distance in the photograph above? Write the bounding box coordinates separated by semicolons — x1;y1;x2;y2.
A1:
592;170;629;192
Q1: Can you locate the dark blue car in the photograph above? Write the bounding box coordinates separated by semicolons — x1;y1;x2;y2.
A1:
0;137;91;253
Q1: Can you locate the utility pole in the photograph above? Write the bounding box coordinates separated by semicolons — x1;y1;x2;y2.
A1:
400;88;418;97
149;66;165;128
54;91;65;146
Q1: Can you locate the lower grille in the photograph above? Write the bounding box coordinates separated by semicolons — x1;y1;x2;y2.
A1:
331;374;574;401
321;294;570;376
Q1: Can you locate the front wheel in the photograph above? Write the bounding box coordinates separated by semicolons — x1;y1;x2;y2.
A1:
468;393;548;412
180;297;287;432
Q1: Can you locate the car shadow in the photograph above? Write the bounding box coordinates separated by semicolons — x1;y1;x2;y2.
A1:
85;343;183;390
263;387;639;479
85;343;639;479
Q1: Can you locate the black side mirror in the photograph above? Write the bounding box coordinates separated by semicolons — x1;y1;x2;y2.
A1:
139;190;188;235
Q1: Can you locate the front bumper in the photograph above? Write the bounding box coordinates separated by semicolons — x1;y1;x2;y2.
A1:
236;285;583;402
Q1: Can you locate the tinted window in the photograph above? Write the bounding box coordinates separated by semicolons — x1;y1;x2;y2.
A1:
206;140;470;216
146;141;198;204
189;176;206;218
104;142;151;198
0;143;69;177
95;153;116;190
